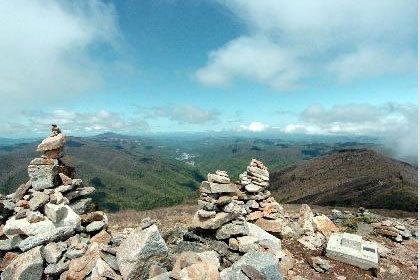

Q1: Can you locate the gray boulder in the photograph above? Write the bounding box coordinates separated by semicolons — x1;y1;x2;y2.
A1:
86;220;105;232
116;224;170;280
69;198;93;215
44;258;69;276
215;222;249;240
0;234;23;251
220;251;283;280
29;192;49;211
64;187;95;201
28;164;59;191
19;226;74;252
41;242;67;264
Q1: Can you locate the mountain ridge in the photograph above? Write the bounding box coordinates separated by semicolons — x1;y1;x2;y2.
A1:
270;148;418;212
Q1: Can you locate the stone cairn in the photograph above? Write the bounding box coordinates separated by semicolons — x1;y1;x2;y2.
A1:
0;125;122;279
187;165;285;276
237;159;286;235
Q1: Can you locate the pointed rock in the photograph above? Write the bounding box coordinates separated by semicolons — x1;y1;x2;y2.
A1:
37;133;65;152
299;204;314;235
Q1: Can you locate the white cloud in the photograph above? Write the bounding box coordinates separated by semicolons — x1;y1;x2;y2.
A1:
196;36;301;90
0;0;121;102
0;110;149;136
282;103;418;161
197;0;417;90
239;122;269;132
151;105;220;124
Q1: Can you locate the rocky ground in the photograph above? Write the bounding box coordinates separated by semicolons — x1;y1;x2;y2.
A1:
0;125;418;280
109;204;418;280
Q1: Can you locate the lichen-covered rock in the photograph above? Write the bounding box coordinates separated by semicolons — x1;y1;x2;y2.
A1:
3;216;56;237
215;222;249;240
41;242;67;264
29;192;49;211
116;224;170;280
66;242;101;280
0;234;23;251
44;257;69;276
220;251;283;280
86;220;105;232
69;198;93;215
199;181;237;194
19;226;75;252
1;246;44;280
28;164;59;191
91;258;122;280
192;210;241;230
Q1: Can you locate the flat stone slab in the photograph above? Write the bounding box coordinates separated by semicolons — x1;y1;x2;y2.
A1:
326;233;378;270
192;210;241;230
200;181;238;194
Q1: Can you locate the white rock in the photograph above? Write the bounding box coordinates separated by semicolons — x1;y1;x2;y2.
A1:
245;184;262;193
4;216;56;238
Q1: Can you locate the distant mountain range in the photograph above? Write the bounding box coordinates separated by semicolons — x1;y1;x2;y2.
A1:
270;149;418;212
0;134;417;212
0;136;204;211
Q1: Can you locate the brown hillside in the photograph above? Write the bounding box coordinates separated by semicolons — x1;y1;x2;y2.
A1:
270;149;418;212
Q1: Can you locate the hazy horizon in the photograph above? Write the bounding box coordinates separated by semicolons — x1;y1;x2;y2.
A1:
0;0;417;161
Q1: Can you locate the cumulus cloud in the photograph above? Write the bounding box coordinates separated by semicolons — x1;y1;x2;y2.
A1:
197;0;417;90
151;105;220;124
282;103;418;162
238;122;269;132
0;110;149;136
196;37;301;90
0;0;121;102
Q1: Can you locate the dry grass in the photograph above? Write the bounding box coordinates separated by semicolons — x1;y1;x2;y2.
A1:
108;203;416;235
108;204;197;235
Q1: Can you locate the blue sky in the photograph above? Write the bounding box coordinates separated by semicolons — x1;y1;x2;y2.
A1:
0;0;418;160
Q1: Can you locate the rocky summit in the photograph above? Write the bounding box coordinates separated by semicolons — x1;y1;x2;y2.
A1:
0;125;418;280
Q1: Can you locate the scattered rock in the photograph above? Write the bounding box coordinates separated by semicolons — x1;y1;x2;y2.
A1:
116;224;170;280
307;256;331;273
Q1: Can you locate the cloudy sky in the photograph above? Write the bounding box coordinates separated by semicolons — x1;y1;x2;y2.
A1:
0;0;417;149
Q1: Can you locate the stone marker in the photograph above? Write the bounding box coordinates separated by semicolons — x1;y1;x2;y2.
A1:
326;232;379;270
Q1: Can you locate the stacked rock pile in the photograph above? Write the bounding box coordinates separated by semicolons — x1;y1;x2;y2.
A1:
237;159;286;234
0;125;120;279
0;127;286;280
191;171;247;244
185;170;284;275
